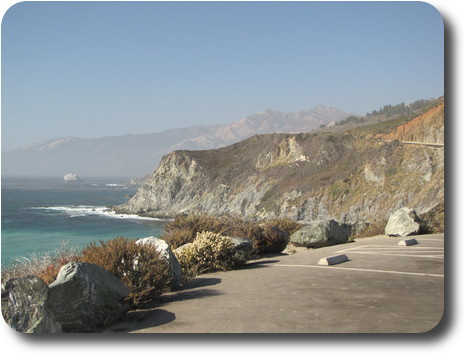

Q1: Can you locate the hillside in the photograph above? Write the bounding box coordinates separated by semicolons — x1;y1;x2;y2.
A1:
1;105;350;178
115;99;444;224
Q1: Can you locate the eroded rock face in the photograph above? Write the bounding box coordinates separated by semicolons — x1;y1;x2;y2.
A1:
48;262;129;333
1;276;62;333
385;207;421;237
135;236;183;289
290;220;350;247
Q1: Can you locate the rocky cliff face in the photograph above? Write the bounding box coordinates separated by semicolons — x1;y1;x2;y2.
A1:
115;102;444;223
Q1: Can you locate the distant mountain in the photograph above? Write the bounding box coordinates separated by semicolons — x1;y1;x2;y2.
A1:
1;105;351;178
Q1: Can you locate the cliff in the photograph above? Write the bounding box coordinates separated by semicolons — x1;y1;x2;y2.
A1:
115;100;444;223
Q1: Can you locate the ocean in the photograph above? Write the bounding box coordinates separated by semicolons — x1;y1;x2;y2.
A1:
1;177;166;267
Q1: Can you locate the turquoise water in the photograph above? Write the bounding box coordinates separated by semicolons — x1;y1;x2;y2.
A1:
1;177;166;266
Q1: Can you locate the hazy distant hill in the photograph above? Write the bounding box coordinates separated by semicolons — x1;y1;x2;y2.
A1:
1;105;351;178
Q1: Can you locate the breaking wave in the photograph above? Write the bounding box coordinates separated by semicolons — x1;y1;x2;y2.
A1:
31;205;161;221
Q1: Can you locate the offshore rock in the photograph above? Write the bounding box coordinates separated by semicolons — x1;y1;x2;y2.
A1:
48;262;129;333
135;236;183;289
385;207;421;237
1;276;62;333
290;220;350;248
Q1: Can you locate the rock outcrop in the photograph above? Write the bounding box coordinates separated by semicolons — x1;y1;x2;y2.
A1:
1;276;62;333
115;100;444;226
290;220;350;247
135;236;182;289
384;208;422;237
48;262;129;333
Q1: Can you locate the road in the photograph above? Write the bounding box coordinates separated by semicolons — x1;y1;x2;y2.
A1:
106;233;445;333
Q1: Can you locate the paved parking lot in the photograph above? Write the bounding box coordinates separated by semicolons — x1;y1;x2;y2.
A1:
106;233;445;333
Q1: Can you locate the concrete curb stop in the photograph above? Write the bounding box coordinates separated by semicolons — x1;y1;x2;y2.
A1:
317;254;349;266
398;238;418;246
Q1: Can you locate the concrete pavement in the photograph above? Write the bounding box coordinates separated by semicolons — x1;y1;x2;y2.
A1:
106;233;444;333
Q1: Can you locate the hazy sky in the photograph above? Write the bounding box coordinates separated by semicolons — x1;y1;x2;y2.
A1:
1;1;444;150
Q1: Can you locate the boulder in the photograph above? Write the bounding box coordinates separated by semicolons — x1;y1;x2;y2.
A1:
261;226;290;253
135;236;182;289
1;276;62;333
230;237;253;263
48;262;129;332
290;220;350;247
385;207;421;237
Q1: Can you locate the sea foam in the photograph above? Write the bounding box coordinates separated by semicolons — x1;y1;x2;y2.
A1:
31;205;161;221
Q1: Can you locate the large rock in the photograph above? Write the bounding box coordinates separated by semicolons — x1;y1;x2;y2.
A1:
261;226;290;253
290;220;350;247
48;262;129;332
1;276;62;333
230;237;253;263
135;236;183;289
385;207;421;237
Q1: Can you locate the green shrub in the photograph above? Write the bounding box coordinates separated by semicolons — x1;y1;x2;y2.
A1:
174;231;240;280
78;237;171;307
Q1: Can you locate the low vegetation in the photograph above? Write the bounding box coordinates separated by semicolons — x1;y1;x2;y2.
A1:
161;213;301;255
79;237;172;306
174;231;241;281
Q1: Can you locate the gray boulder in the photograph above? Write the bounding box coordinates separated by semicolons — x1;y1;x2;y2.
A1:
1;276;62;333
48;262;129;332
135;236;183;289
230;237;253;263
385;207;421;237
290;220;350;247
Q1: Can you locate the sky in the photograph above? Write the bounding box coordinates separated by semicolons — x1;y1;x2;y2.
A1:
1;1;444;151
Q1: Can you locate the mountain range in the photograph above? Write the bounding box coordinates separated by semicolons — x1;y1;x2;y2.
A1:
1;105;351;178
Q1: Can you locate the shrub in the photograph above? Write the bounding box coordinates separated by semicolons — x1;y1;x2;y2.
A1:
420;203;444;233
161;213;299;255
264;218;302;236
162;213;229;249
174;231;240;280
78;237;172;306
1;242;79;286
350;220;387;240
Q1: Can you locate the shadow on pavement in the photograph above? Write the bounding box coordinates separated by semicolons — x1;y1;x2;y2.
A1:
104;309;176;333
242;259;280;269
180;277;222;290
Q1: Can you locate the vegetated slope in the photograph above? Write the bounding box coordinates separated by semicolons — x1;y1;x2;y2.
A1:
379;99;444;144
115;99;444;224
1;105;350;178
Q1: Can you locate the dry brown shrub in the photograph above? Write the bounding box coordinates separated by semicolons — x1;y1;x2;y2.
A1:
1;242;79;285
264;218;302;236
78;237;171;306
351;221;387;239
161;213;229;249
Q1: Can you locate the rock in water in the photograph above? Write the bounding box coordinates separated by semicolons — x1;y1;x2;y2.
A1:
385;207;421;237
135;236;183;289
48;262;129;333
63;173;81;182
290;220;350;247
1;276;62;333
